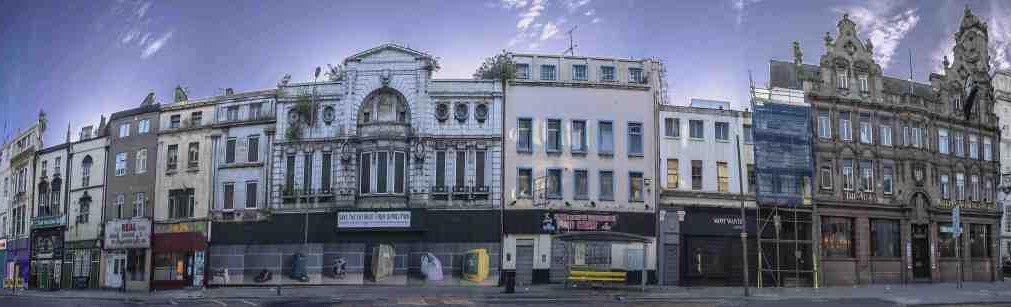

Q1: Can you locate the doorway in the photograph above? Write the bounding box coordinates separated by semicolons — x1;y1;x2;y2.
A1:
911;224;930;280
515;239;534;286
105;253;125;288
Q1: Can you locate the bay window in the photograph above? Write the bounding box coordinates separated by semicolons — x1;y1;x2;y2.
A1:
358;151;408;195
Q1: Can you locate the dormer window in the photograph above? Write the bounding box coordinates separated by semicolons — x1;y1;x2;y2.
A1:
858;74;869;93
837;70;849;89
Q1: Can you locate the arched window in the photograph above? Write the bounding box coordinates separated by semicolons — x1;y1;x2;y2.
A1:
50;178;62;216
81;155;93;187
358;89;409;125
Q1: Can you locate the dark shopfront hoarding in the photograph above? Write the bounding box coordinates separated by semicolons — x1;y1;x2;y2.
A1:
753;99;812;207
208;209;501;287
212;209;500;244
679;207;758;287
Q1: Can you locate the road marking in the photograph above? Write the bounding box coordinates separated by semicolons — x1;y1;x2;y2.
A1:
211;299;228;306
240;299;259;306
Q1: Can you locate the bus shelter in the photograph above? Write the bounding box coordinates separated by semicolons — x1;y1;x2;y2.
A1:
555;231;651;291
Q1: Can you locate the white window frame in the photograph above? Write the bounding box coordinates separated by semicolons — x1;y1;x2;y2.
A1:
135;149;147;174
819;112;831;139
115;153;127;176
119;123;130;138
939;128;949;154
138;119;149;134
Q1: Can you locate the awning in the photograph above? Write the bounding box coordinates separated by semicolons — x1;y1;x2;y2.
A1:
153;232;207;252
553;231;652;243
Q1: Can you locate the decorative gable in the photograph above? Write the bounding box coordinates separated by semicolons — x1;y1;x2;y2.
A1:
344;43;435;64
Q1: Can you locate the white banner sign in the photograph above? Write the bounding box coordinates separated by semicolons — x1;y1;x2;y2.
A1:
338;211;411;228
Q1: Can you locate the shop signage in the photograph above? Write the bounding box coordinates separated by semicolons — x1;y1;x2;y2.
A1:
154;221;207;234
0;239;6;251
541;212;617;233
905;240;912;270
104;219;151;249
32;215;66;228
337;211;411;228
938;199;995;210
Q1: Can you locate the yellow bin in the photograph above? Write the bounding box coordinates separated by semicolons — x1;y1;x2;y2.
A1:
462;248;489;282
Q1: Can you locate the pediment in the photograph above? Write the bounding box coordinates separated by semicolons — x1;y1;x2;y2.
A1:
344;43;434;63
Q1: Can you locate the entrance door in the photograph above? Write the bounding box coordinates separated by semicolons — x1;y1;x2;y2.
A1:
38;261;50;289
105;254;125;288
663;244;678;285
683;238;728;286
912;224;930;280
515;240;534;286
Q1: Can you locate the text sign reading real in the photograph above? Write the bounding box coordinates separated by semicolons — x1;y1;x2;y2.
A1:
337;211;411;228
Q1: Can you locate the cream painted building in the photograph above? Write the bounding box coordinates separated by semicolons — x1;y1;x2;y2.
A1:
152;88;216;289
656;99;754;286
502;53;666;285
66;120;109;289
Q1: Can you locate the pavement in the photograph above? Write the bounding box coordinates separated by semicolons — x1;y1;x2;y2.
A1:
1;282;1010;306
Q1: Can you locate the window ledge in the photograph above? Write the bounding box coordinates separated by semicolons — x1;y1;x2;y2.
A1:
690;137;705;142
664;136;680;139
516;149;533;154
597;152;614;157
716;139;730;143
627;153;644;158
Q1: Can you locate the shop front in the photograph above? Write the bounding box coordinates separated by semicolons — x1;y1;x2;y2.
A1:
6;238;29;288
152;221;208;289
208;209;500;287
0;240;6;280
502;210;657;286
675;207;757;287
63;240;101;289
103;218;151;291
816;194;999;286
29;223;66;290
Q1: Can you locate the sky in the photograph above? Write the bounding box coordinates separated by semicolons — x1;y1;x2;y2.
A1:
2;0;1011;145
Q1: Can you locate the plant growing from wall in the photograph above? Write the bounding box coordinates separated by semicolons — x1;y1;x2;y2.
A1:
285;120;302;141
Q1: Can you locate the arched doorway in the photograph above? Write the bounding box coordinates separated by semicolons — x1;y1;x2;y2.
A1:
909;192;931;280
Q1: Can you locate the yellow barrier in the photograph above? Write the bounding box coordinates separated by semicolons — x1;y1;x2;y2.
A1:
567;270;627;282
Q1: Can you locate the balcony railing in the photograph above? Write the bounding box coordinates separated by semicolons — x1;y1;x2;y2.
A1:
431;186;490;201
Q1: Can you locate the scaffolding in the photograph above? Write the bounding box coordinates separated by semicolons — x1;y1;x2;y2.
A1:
756;205;815;288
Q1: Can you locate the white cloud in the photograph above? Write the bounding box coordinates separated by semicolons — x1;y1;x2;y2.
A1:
500;0;598;50
731;0;761;26
989;0;1011;71
541;22;559;40
141;31;173;59
835;1;919;69
516;0;545;30
500;0;528;9
564;0;590;13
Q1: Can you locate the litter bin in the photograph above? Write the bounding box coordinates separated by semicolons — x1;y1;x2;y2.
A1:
290;253;309;282
504;270;515;293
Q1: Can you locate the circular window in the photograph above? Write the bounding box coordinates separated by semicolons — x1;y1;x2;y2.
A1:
288;109;300;123
454;103;469;123
322;106;335;125
474;103;489;123
435;103;450;122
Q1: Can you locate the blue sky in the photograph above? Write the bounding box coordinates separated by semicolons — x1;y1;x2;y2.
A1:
2;0;1010;145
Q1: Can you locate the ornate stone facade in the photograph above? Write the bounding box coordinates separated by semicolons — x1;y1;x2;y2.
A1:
771;9;1000;286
